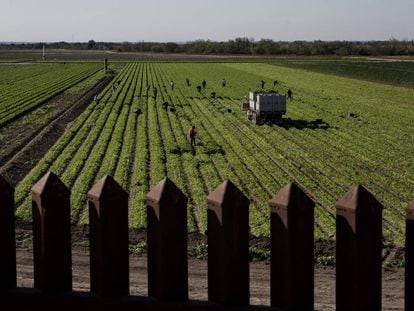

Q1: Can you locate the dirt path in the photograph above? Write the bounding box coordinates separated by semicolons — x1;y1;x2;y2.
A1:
14;246;404;310
0;75;113;186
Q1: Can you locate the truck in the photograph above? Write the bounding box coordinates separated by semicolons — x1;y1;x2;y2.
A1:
242;91;287;125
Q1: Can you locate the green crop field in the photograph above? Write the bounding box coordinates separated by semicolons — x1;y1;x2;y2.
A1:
11;61;414;244
0;62;101;127
272;58;414;88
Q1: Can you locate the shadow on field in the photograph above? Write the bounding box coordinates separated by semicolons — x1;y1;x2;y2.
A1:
280;118;331;130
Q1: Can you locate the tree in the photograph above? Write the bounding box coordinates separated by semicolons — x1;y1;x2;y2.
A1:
165;42;179;53
87;40;96;49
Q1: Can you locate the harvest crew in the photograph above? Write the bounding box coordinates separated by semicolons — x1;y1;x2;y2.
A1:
170;80;175;90
287;88;293;99
222;79;227;87
201;80;207;89
260;79;265;89
188;125;197;147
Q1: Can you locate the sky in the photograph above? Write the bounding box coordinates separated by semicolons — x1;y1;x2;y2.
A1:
1;0;413;42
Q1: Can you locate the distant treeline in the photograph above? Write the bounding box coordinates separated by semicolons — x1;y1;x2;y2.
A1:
1;38;414;56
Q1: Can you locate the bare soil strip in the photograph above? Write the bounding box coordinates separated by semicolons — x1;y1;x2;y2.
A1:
0;75;113;186
14;246;404;310
13;221;405;310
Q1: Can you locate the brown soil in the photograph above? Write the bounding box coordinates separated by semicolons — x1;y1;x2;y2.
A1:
14;244;404;310
0;75;113;186
13;222;405;310
14;221;405;265
0;93;75;166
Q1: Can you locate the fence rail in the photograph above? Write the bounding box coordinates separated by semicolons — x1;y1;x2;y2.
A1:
0;172;413;310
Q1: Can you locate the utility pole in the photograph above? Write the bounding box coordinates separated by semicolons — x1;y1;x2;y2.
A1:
103;58;108;74
42;44;46;61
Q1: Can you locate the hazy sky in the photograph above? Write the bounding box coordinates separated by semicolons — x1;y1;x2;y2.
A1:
1;0;413;42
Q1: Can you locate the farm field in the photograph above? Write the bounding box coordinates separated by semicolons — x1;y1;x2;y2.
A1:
0;62;102;127
10;61;414;244
273;58;414;88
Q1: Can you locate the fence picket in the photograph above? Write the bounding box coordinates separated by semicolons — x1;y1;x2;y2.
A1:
31;172;72;292
406;200;414;310
207;180;249;306
270;183;314;310
146;177;188;301
0;175;16;289
336;185;383;311
88;175;129;296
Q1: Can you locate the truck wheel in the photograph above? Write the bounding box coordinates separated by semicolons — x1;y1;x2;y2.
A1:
252;112;257;124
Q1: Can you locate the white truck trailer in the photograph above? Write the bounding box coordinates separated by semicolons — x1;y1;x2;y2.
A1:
243;91;287;125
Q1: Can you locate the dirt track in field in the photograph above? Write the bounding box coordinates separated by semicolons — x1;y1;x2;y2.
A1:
0;75;113;186
13;223;405;310
14;246;404;310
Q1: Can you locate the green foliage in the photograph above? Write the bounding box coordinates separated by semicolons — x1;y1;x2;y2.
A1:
12;61;414;246
188;243;208;259
249;247;270;261
273;59;414;88
0;63;100;127
129;241;147;255
316;255;336;266
4;38;413;57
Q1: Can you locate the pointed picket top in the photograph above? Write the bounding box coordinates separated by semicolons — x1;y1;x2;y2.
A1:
207;180;248;208
0;175;14;195
336;185;382;213
31;172;69;199
407;200;414;218
88;175;127;202
146;177;186;206
407;200;414;212
269;183;314;212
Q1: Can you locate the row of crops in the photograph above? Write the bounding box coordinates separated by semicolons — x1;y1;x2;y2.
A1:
272;58;414;88
14;62;414;243
0;63;101;127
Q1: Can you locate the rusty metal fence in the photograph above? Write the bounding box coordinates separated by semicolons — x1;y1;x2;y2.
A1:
0;172;413;310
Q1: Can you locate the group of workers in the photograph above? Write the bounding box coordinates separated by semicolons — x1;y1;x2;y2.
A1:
259;79;293;99
181;78;227;92
95;78;293;150
260;79;279;89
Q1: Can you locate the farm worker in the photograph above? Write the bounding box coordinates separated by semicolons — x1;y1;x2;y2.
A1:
201;80;207;89
273;80;278;87
162;101;169;111
112;84;116;93
186;78;190;86
196;85;202;93
146;85;151;92
170;80;175;90
93;95;99;105
287;88;293;99
188;125;197;147
222;79;227;87
153;87;158;99
260;80;265;89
